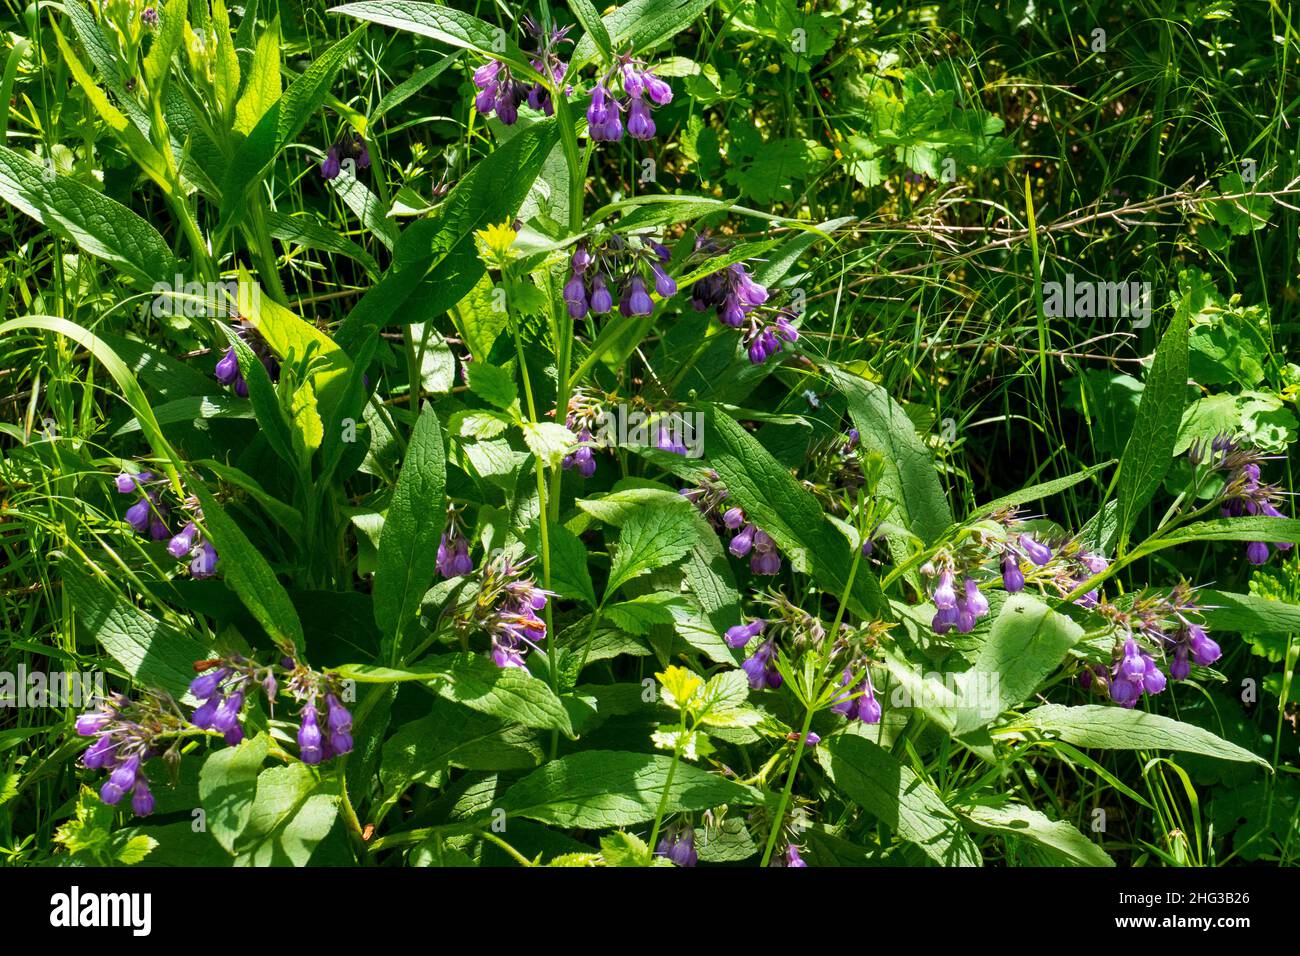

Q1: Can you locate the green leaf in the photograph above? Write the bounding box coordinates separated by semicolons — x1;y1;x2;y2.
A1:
705;408;886;616
233;15;281;135
817;734;982;866
961;803;1113;867
569;0;613;62
1115;290;1192;547
219;28;365;226
570;0;723;71
335;119;559;353
330;1;535;72
496;750;760;828
232;764;340;865
1198;589;1300;635
951;594;1083;734
534;523;596;607
0;146;177;287
189;480;306;656
1012;704;1270;768
466;360;518;411
339;657;574;735
829;365;953;546
379;698;543;794
61;566;213;698
970;460;1114;520
198;734;269;854
374;404;446;659
605;505;698;598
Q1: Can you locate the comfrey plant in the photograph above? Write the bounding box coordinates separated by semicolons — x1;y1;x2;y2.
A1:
687;238;799;365
681;470;784;575
114;470;219;578
448;552;552;669
563;234;676;320
76;691;190;817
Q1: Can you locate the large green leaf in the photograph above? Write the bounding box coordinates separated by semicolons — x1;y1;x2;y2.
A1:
961;803;1113;867
1011;704;1270;768
951;594;1083;734
829;365;952;547
231;764;341;866
373;404;446;659
62;566;213;698
198;734;269;855
0;146;177;286
496;750;760;828
1115;291;1193;547
335;119;559;352
219;28;365;225
331;1;535;72
818;734;982;866
379;698;543;795
604;504;698;598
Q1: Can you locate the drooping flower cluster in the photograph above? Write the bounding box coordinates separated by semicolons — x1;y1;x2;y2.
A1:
190;654;354;763
919;507;1117;636
654;825;697;866
681;471;784;576
1194;436;1294;565
281;660;354;765
587;53;672;142
920;562;992;636
213;321;279;398
830;665;882;724
452;552;552;669
77;691;189;817
436;506;475;578
472;17;572;124
188;655;278;747
114;470;219;579
562;389;607;479
726;595;829;691
686;239;798;364
563;235;676;321
320;132;371;180
1084;583;1220;706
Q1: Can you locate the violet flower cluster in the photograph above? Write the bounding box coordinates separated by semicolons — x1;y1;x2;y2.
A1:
687;238;798;364
114;470;219;579
320;132;371;180
472;17;572;125
1196;436;1294;565
586;52;673;142
452;552;552;669
436;506;475;578
1083;582;1221;707
681;471;784;576
76;691;188;817
563;235;677;321
830;665;882;724
654;825;697;867
919;508;1112;636
213;322;279;398
191;654;355;763
561;390;607;479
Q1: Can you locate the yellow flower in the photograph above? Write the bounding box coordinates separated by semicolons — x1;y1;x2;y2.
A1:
475;220;518;267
